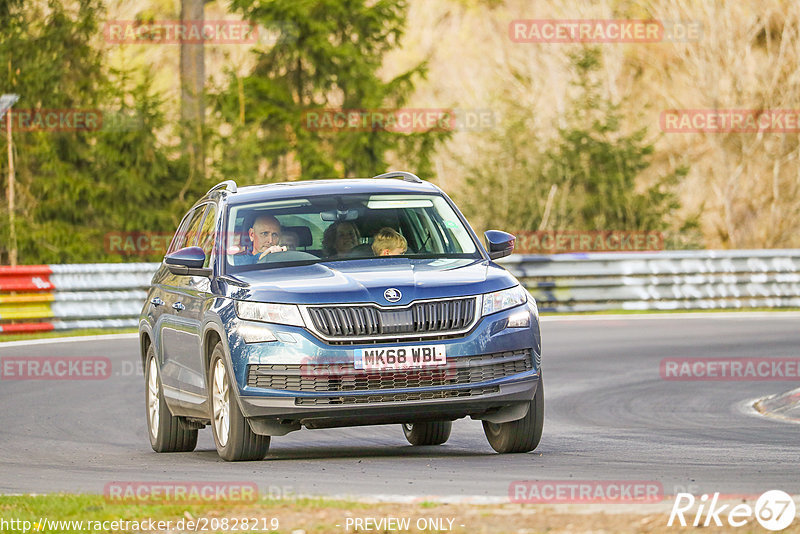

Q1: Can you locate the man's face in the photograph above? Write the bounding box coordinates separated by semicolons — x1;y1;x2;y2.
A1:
249;217;281;255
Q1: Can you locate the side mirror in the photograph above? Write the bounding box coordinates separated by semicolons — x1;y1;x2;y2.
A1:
165;246;212;277
484;230;516;260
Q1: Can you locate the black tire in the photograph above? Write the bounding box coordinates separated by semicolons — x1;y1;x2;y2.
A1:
483;375;544;453
402;421;452;446
208;342;270;461
145;345;198;453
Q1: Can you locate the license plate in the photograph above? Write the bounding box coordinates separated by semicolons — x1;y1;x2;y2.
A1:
354;344;447;371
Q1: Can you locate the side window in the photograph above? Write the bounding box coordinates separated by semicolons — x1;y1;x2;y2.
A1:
197;204;218;268
168;208;199;253
168;205;208;254
183;205;207;249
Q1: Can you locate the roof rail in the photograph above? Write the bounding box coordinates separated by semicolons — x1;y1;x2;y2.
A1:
372;171;423;184
207;180;238;195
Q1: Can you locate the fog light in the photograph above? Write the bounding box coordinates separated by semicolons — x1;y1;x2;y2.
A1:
507;310;530;328
239;324;277;343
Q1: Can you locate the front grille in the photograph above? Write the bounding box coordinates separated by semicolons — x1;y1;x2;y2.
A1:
247;349;532;392
306;297;477;341
295;387;500;405
317;333;470;347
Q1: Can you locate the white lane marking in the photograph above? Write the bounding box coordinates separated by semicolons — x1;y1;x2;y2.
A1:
541;312;800;322
741;391;800;425
739;388;800;425
0;333;138;348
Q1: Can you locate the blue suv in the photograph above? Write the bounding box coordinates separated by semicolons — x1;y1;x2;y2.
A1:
139;171;542;461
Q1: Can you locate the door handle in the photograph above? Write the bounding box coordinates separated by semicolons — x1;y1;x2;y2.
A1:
172;302;186;311
150;297;164;307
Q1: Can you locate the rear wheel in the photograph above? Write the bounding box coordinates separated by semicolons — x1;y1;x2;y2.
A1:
402;421;452;445
483;375;544;453
208;342;270;461
145;345;198;453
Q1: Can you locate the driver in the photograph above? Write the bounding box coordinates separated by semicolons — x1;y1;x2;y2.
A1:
234;214;287;265
250;214;286;258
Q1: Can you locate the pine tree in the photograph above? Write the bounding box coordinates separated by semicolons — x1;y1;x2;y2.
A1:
212;0;448;184
542;48;686;232
457;47;692;244
0;0;188;263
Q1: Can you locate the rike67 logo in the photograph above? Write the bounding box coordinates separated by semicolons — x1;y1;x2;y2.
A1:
669;490;796;530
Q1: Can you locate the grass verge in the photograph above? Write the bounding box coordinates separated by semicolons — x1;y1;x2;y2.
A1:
0;328;137;343
2;494;799;533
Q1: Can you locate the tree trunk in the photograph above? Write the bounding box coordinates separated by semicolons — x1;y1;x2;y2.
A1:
180;0;205;196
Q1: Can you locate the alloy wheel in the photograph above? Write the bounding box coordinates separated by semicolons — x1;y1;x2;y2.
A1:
212;359;230;447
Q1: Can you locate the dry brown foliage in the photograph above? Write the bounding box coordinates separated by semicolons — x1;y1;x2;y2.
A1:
388;0;800;248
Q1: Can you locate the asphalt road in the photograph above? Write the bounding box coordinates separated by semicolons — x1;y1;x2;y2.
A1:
1;314;799;499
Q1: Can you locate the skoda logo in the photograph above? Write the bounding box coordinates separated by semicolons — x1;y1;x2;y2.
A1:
383;288;402;303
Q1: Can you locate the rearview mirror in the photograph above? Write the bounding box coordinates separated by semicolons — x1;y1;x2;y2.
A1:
320;208;359;222
484;230;516;260
165;246;212;277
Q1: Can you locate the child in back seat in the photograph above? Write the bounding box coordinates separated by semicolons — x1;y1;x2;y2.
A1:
371;227;407;256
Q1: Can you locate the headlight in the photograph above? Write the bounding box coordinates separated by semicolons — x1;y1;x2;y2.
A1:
235;301;305;327
482;285;529;316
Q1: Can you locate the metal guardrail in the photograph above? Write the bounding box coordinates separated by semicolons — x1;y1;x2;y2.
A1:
0;263;156;333
0;250;798;334
500;249;800;313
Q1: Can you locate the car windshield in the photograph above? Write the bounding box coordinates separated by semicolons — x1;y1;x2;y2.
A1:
223;193;481;273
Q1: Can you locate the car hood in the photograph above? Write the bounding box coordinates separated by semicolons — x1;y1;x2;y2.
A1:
221;258;517;305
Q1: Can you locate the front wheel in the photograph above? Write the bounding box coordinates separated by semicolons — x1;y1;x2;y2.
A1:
483;375;544;453
145;345;198;453
402;421;452;445
208;342;270;461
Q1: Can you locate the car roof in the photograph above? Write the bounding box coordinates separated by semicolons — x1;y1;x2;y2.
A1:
214;178;442;206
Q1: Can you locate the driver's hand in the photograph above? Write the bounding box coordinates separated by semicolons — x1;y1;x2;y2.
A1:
258;245;287;259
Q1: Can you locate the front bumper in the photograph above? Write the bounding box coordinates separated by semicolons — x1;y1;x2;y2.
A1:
240;378;538;428
226;303;541;425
